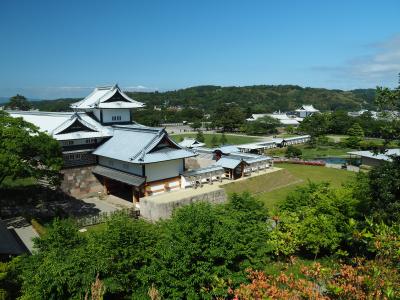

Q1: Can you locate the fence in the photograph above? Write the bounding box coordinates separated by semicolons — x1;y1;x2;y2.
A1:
273;158;326;166
74;207;140;228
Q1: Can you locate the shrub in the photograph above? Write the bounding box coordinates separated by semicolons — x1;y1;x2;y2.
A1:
285;145;302;158
31;219;47;236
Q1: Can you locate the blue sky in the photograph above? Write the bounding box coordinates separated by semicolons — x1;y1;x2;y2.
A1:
0;0;399;98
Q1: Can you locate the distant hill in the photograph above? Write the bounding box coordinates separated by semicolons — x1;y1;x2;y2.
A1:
0;96;42;104
127;85;376;113
31;98;81;112
25;85;376;113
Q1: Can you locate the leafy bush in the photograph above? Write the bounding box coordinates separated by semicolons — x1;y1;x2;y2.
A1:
233;260;400;300
355;156;400;224
285;145;302;158
17;194;273;299
274;182;359;258
148;193;271;299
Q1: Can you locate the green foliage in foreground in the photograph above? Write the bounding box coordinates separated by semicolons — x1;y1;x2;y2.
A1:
270;182;359;258
16;194;271;299
6;154;400;299
355;156;400;224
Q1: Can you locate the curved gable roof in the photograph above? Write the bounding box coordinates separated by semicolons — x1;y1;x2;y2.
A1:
93;125;195;163
71;85;144;110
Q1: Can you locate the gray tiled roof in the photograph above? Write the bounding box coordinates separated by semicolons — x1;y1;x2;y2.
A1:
216;157;245;169
92;165;145;186
0;220;27;256
182;165;224;177
93;125;196;164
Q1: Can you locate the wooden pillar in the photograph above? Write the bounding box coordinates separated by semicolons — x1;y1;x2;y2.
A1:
103;178;109;194
132;186;139;203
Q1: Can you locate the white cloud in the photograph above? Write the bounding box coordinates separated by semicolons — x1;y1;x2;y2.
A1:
122;85;158;92
313;34;400;89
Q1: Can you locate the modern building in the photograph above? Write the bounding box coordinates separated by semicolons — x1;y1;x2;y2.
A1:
348;149;400;167
8;85;196;201
295;105;320;118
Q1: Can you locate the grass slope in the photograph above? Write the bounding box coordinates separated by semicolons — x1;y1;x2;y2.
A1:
171;133;260;147
222;164;356;210
223;169;301;195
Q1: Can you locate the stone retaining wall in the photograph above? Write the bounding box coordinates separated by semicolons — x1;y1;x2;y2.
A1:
60;166;103;199
140;188;227;221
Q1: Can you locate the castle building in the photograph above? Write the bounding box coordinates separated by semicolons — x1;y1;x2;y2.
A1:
9;85;196;201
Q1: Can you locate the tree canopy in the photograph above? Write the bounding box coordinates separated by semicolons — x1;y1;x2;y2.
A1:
243;116;280;135
5;94;32;111
0;111;63;185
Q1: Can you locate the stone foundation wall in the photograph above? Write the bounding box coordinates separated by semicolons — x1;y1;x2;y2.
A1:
140;188;227;221
60;166;103;199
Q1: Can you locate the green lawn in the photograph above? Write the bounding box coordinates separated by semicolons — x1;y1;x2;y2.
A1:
259;164;355;209
171;133;261;147
223;169;301;195
266;145;355;159
222;163;356;210
299;145;354;159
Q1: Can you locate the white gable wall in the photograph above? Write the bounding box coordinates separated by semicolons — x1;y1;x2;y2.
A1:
98;156;142;176
145;159;184;182
102;109;131;124
93;109;101;122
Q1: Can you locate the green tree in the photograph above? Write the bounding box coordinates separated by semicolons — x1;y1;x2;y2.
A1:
191;121;202;130
285;125;295;134
19;215;160;300
212;104;245;132
5;94;32;111
219;132;227;145
346;123;364;148
328;110;355;134
244;116;280;135
285;145;302;158
149;194;271;299
375;80;400;145
0;258;22;300
0;111;63;185
195;130;205;143
298;113;330;137
354;157;400;224
211;135;219;147
276;182;359;258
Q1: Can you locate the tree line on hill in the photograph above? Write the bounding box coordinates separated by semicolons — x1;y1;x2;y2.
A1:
2;85;377;125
